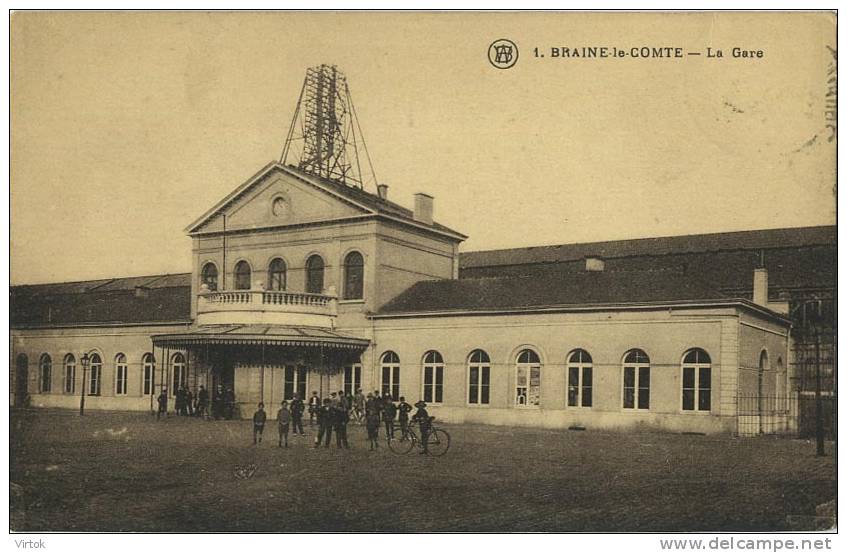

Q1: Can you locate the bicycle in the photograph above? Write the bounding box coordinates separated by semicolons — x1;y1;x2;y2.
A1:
387;418;450;456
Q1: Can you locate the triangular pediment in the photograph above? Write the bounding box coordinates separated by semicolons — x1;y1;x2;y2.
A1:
186;163;375;234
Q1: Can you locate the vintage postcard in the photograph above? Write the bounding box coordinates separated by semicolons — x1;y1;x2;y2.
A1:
8;10;837;539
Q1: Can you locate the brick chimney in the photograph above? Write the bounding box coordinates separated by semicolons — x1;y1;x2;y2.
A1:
377;183;389;200
414;193;434;225
753;268;768;307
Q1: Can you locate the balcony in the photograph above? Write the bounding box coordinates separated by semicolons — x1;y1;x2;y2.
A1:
196;288;338;328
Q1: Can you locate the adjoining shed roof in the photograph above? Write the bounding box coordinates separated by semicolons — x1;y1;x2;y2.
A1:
10;273;192;327
377;268;731;315
459;225;836;269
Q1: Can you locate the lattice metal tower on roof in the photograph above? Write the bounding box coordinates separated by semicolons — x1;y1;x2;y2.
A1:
280;64;377;190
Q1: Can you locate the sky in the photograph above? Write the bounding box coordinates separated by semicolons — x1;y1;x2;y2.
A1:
10;11;837;285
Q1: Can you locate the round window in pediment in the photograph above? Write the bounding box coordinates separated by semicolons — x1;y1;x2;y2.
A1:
271;196;288;217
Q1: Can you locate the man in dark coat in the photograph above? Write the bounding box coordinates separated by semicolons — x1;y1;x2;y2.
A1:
156;389;168;420
334;400;350;449
382;395;397;439
290;393;306;435
197;385;209;418
314;398;333;448
412;401;431;454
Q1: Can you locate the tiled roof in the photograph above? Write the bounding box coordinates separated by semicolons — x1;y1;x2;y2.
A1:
378;268;730;315
460;225;836;268
10;273;192;327
284;165;465;238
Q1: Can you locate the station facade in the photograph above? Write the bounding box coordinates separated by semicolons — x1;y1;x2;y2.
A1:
12;162;833;434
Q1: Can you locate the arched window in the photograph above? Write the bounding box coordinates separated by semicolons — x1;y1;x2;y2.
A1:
515;349;541;407
39;353;52;393
681;348;711;411
268;258;287;291
422;351;444;404
467;349;491;405
201;262;218;292
234;261;251;290
63;354;76;394
622;349;650;410
88;353;102;396
115;353;128;395
172;353;187;392
306;255;325;294
142;353;155;396
567;349;593;408
381;351;400;401
343;251;364;300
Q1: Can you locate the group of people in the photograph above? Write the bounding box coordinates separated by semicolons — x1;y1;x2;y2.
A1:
251;389;432;452
155;384;236;420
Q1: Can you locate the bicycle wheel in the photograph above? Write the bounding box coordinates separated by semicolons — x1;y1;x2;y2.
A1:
388;434;414;454
426;428;451;457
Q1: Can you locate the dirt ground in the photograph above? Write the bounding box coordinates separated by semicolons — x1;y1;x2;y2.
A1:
9;409;836;532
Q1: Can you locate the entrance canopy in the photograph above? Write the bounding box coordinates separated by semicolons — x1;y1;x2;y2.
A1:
151;324;370;350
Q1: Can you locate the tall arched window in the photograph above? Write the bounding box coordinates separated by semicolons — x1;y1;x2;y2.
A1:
422;351;444;404
681;348;711;411
39;353;52;393
515;349;541;407
88;353;102;396
306;255;325;294
63;354;76;394
622;349;650;409
467;349;491;405
115;353;128;395
268;258;287;291
201;262;218;291
234;261;252;290
381;351;400;400
343;251;364;300
172;353;187;392
142;353;155;396
567;349;593;408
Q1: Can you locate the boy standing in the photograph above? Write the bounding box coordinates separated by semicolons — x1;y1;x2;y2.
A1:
252;403;267;445
366;407;380;450
397;396;412;439
277;401;291;448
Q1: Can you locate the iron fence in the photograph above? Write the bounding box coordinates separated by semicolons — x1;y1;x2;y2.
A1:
736;393;836;438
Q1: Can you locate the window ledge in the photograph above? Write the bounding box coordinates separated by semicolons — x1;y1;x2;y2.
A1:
466;403;492;408
338;299;365;305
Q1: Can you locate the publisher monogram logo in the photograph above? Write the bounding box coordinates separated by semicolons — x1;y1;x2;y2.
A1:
488;39;519;69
